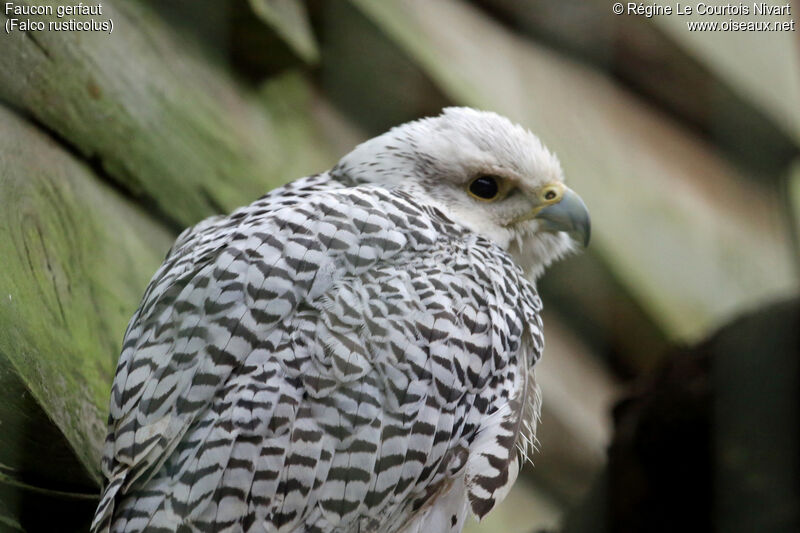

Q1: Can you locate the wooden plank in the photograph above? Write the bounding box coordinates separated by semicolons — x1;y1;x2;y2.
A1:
788;160;800;273
542;316;618;502
533;314;620;503
344;0;798;342
136;0;315;81
539;250;669;377
247;0;318;63
472;0;799;177
652;0;800;147
0;103;174;505
256;71;350;180
316;0;452;135
0;1;329;227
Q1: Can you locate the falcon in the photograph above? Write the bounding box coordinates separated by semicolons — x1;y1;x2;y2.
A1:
92;107;590;533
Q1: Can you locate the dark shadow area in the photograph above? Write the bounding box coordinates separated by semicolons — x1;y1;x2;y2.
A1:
0;353;98;532
561;298;799;533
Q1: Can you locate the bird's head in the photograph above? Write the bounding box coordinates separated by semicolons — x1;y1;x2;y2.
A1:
333;107;590;279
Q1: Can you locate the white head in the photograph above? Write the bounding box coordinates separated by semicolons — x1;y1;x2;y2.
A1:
332;107;590;279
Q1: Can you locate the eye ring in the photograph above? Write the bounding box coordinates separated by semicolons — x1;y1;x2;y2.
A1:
468;175;501;201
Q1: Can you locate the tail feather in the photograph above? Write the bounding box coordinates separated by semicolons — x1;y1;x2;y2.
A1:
91;474;124;533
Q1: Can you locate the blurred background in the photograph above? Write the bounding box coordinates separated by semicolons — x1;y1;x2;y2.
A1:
0;1;798;531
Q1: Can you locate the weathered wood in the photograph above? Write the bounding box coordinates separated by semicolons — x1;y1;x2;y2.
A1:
652;1;800;148
788;160;800;273
534;314;620;503
317;2;452;136
256;71;350;179
136;0;314;82
0;104;174;524
0;1;330;228
340;0;798;342
539;251;669;377
247;0;318;63
472;0;799;177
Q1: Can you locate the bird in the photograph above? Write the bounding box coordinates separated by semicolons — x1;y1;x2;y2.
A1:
91;107;590;533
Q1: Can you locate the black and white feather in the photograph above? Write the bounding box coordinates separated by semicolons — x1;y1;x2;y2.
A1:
92;107;585;533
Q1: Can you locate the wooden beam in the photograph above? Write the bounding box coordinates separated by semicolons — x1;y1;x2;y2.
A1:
532;313;621;503
247;0;318;64
0;104;174;519
472;0;799;176
652;0;800;147
0;1;332;227
787;159;800;273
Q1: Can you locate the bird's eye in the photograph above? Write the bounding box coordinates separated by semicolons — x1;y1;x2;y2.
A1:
542;186;562;202
468;175;501;201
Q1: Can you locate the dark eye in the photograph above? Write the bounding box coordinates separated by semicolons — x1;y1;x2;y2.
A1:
544;190;557;201
468;175;500;201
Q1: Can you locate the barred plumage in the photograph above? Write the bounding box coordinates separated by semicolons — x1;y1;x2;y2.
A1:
93;107;589;533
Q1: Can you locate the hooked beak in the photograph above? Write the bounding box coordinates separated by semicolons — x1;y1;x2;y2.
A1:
536;187;591;247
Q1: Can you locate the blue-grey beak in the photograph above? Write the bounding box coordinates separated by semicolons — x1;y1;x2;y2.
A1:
535;187;591;247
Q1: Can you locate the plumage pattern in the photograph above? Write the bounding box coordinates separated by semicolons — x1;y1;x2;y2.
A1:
93;108;587;533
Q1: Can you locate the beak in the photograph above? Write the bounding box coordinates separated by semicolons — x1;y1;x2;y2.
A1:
536;187;591;247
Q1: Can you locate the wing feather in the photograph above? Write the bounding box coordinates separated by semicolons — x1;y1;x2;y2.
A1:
95;179;542;533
